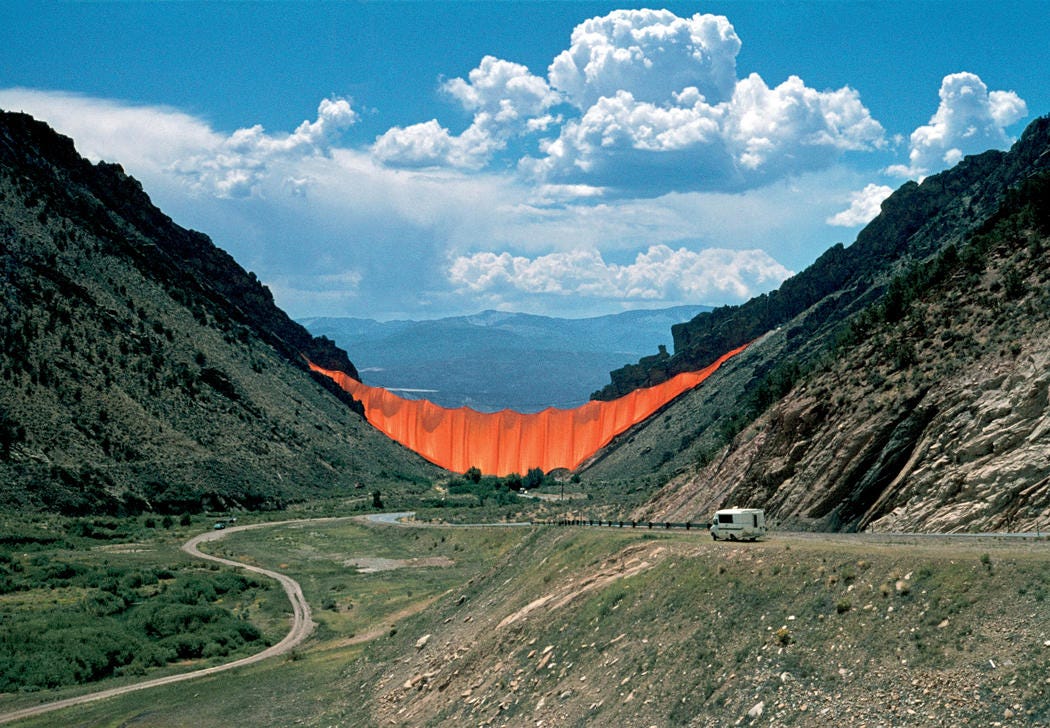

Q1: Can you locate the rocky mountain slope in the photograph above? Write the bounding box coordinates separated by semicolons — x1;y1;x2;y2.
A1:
636;174;1050;532
301;306;708;412
616;124;1050;533
0;111;438;514
595;116;1050;402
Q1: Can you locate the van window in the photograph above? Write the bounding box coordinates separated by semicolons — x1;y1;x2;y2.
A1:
753;514;759;527
718;513;733;524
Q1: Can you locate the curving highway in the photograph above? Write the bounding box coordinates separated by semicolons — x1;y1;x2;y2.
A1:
2;512;1038;724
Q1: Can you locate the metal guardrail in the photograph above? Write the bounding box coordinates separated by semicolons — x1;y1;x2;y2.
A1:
531;518;707;531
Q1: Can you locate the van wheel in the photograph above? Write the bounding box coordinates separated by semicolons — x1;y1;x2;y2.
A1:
711;533;717;541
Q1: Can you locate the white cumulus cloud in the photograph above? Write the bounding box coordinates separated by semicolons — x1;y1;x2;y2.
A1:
725;74;885;170
826;183;894;227
548;9;740;109
371;119;459;168
448;245;793;305
520;10;884;195
0;86;844;319
524;72;884;194
374;56;558;170
445;55;560;120
887;72;1027;178
371;8;885;195
171;97;358;197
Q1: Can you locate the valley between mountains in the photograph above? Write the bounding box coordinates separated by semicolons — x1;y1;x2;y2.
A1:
3;515;1050;727
1;108;1050;726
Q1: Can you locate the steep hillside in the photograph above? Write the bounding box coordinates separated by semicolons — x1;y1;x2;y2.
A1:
0;111;439;514
635;170;1050;532
594;116;1050;401
301;306;709;412
580;117;1050;525
354;529;1050;727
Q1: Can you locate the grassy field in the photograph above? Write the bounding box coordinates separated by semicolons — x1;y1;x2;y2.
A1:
0;514;531;726
4;517;1050;726
0;513;288;714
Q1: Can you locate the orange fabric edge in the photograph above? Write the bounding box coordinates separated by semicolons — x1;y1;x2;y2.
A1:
308;342;748;476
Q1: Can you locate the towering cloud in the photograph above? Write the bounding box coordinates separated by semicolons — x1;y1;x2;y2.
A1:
548;9;741;109
888;72;1027;178
516;9;886;195
374;56;558;169
371;8;885;196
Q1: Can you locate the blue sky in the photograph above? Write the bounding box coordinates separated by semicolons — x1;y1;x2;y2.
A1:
1;2;1046;320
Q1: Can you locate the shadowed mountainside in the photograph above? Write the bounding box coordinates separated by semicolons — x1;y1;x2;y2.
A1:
0;110;438;514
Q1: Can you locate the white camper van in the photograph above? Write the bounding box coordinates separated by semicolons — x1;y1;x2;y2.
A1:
710;508;766;541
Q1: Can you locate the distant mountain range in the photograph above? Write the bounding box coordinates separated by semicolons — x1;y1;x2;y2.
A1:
299;307;710;412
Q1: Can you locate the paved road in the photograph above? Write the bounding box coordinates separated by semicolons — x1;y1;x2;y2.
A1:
0;518;349;726
9;512;1030;724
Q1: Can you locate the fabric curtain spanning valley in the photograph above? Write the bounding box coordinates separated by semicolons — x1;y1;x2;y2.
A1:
310;344;747;476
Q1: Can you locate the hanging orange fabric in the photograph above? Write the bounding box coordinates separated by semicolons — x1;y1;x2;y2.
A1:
309;343;747;476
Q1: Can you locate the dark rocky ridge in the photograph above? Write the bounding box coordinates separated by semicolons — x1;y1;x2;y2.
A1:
594;116;1050;400
0;112;359;382
0;110;436;514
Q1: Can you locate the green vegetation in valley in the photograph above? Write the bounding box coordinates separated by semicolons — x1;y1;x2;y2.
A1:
0;514;277;695
6;517;1050;727
201;518;525;650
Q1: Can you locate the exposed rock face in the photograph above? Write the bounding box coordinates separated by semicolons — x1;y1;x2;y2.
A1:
863;352;1050;532
634;172;1050;532
623;118;1050;533
645;348;1049;533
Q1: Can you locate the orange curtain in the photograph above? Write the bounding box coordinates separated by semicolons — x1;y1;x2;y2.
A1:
309;343;747;476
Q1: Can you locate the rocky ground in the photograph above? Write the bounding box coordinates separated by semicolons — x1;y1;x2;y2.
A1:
342;529;1050;727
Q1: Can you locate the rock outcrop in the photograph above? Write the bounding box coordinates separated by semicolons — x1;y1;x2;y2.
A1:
632;161;1050;532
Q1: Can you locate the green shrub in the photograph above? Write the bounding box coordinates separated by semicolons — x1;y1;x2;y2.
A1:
0;561;269;693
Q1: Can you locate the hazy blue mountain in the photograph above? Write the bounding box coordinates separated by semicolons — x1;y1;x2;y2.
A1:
299;306;710;412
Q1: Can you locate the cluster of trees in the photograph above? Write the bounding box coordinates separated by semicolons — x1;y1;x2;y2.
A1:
445;466;548;506
0;550;269;692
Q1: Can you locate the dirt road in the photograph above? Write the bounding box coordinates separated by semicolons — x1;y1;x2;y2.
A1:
0;518;335;726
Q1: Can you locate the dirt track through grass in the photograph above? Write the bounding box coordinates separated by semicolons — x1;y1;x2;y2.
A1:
0;518;347;726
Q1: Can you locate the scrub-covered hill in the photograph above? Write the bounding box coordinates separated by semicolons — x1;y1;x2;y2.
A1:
635;170;1050;533
583;116;1050;533
0;111;439;514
